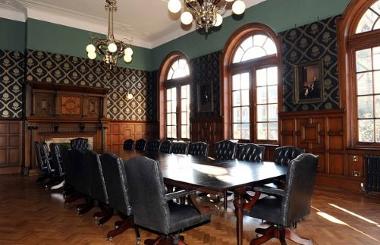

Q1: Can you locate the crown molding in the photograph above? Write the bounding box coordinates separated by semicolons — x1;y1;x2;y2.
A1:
0;2;26;22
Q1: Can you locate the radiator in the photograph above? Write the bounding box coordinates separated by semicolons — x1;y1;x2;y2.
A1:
364;156;380;193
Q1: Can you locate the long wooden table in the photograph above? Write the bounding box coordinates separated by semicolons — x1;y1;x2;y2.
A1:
120;152;287;245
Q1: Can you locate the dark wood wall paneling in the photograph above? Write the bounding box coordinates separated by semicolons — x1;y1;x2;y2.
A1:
0;120;22;174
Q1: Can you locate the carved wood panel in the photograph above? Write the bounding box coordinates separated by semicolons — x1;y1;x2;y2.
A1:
0;121;22;170
60;96;81;115
83;97;100;118
33;92;55;117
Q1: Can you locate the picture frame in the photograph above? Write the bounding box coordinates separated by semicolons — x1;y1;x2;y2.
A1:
294;60;324;104
197;81;214;113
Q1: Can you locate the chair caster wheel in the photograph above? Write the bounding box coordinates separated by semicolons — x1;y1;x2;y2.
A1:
107;237;112;241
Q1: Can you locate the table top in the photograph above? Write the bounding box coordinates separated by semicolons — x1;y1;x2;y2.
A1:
120;151;287;192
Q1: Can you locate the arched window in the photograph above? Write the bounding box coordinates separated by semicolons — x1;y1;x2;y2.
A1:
159;53;191;139
340;0;380;146
222;23;281;142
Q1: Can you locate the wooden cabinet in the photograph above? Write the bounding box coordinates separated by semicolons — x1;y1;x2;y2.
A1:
0;121;22;172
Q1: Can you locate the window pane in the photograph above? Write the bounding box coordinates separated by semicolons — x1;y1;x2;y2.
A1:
233;107;241;123
374;71;380;93
242;106;250;123
257;87;267;104
233;91;241;106
241;90;250;106
168;59;190;79
167;101;172;113
181;112;187;123
268;104;278;121
257;105;267;122
233;34;277;64
257;123;268;140
357;96;374;118
356;49;372;72
256;69;267;86
268;85;278;103
267;67;278;85
358;119;374;142
167;114;171;124
242;124;250;140
357;72;373;95
373;47;380;70
356;8;379;34
242;47;266;61
233;124;241;139
167;126;172;138
268;122;278;140
232;74;241;90
241;73;250;89
233;48;245;63
375;95;380;118
171;101;176;112
171;114;177;124
376;119;380;142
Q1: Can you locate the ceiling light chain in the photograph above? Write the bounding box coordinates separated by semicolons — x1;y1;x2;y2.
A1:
86;0;133;68
168;0;246;33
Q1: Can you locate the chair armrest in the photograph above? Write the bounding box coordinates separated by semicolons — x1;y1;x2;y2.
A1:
253;186;285;197
164;190;197;201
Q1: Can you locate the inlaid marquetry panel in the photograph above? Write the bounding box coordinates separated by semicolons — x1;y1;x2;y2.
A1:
61;96;81;115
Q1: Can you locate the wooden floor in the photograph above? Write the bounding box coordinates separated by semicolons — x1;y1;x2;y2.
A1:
0;175;380;245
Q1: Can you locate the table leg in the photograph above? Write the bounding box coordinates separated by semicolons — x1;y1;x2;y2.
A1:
233;187;246;245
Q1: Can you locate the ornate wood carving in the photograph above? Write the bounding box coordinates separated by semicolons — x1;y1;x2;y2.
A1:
61;96;81;115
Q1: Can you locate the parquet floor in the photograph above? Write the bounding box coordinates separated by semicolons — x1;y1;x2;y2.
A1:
0;175;380;245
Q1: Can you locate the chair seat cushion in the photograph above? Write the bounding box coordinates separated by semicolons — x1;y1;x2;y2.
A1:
246;196;283;225
168;202;211;234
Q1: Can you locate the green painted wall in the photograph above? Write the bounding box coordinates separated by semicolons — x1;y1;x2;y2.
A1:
151;0;350;70
26;19;153;71
0;18;25;52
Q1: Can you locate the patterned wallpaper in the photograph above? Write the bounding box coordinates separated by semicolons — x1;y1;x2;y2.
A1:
25;50;154;121
280;16;340;111
0;50;24;119
190;51;221;117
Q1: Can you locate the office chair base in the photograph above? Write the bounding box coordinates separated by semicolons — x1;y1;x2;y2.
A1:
107;216;135;240
94;206;113;226
76;200;94;215
144;235;186;245
252;226;313;245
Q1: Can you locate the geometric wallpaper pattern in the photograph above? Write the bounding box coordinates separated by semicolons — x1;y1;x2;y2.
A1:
25;50;154;121
0;50;24;119
280;16;340;111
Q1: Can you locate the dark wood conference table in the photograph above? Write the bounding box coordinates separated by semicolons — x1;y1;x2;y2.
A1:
120;151;287;245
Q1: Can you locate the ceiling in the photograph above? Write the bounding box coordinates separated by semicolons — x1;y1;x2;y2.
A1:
0;0;266;49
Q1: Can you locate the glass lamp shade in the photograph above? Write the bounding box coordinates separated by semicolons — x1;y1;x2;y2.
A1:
181;11;193;25
86;44;96;53
88;52;97;60
108;42;118;53
168;0;181;13
232;0;246;15
124;55;132;63
124;47;133;56
214;13;223;27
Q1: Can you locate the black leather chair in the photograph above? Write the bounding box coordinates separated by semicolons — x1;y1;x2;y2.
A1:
274;146;305;166
84;150;112;225
244;153;318;245
135;139;146;151
70;137;89;152
49;143;65;178
123;139;134;151
146;139;160;152
171;142;189;154
215;140;237;160
236;143;265;162
34;141;52;183
188;142;208;157
159;140;172;154
100;153;139;240
124;156;211;244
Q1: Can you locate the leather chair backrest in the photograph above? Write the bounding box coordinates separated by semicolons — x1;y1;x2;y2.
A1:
37;142;53;173
84;150;108;204
124;156;170;234
70;149;92;196
171;142;189;154
49;143;64;176
281;153;318;227
236;143;265;162
63;149;74;186
159;140;172;154
100;153;131;215
188;142;208;157
123;139;134;151
135;139;146;151
274;146;305;166
146;139;160;152
34;141;45;170
70;138;89;152
215;140;237;160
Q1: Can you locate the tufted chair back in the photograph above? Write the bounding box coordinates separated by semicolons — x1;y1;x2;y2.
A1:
49;143;65;176
146;139;160;152
34;141;48;172
84;150;108;204
70;149;92;196
236;143;265;162
171;142;189;154
281;153;318;226
274;146;305;166
188;142;208;157
100;153;131;215
159;140;172;154
124;156;172;234
70;138;89;152
123;139;134;151
215;140;237;160
135;139;146;151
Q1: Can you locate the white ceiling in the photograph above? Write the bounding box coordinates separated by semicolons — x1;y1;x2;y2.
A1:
0;0;266;49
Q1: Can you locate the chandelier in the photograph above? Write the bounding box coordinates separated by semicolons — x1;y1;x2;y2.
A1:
86;0;133;67
168;0;246;33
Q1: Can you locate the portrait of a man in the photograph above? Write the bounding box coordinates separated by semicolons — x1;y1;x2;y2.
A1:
294;61;323;103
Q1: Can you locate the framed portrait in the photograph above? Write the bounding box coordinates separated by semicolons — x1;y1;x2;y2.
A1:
294;60;324;104
197;82;214;112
